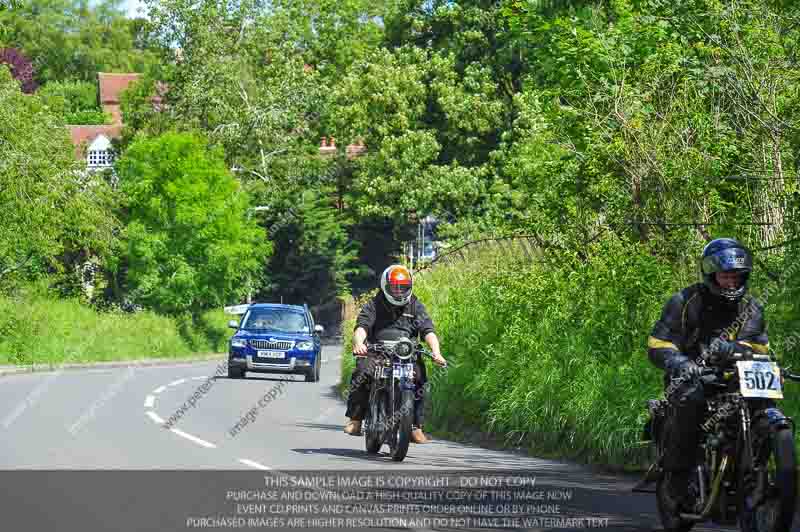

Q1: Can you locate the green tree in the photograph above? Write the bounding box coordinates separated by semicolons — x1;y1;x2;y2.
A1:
260;187;364;307
142;0;324;176
38;79;112;124
115;132;271;316
0;66;118;290
0;0;160;84
330;46;489;232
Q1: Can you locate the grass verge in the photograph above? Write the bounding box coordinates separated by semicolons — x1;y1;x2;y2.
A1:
0;285;230;365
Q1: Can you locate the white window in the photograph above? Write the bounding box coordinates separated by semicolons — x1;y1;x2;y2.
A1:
86;135;114;169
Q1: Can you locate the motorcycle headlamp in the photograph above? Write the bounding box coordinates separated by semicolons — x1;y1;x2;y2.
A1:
394;339;414;359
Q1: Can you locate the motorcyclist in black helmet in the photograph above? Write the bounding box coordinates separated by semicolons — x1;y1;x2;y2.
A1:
647;238;769;510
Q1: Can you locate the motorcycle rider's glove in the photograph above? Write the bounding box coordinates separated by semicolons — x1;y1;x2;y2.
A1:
666;355;702;380
710;340;741;364
716;339;736;356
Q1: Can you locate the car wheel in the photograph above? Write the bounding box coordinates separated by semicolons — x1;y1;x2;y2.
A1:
228;366;245;379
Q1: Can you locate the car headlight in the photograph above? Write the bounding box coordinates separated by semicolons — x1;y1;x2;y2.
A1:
296;341;313;351
231;338;247;348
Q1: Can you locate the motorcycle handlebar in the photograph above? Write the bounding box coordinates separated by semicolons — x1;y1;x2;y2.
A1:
361;342;447;368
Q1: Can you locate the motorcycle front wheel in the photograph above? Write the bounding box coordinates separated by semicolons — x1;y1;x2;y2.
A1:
389;388;414;462
737;427;797;532
364;388;383;454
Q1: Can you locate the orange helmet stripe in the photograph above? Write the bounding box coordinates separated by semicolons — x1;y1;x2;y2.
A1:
388;266;411;284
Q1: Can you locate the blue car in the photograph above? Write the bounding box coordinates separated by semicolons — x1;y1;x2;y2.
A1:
227;303;323;382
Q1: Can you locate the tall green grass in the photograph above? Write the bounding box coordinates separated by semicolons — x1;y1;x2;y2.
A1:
0;285;231;365
340;235;800;469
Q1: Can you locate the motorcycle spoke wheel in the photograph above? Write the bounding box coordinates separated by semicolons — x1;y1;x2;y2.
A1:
738;428;796;532
364;392;383;454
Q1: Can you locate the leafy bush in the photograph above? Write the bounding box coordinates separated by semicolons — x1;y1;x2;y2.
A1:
38;80;104;121
64;109;111;125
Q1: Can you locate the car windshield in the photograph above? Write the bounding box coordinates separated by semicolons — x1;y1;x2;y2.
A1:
241;309;307;333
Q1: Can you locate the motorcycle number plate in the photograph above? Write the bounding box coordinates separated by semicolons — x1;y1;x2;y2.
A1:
736;360;783;399
393;364;414;379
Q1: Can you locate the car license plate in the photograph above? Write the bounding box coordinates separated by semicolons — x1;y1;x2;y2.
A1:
257;350;285;359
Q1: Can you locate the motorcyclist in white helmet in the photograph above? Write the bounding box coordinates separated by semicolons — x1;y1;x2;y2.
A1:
344;264;447;444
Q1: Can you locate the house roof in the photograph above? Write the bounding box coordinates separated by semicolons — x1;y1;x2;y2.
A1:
68;125;123;159
98;73;141;104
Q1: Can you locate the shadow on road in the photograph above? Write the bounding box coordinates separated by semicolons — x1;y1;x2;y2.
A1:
213;375;302;383
321;384;343;401
291;422;343;432
290;447;390;462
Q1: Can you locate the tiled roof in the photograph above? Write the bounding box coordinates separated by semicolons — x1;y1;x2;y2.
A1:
68;125;123;159
98;73;141;104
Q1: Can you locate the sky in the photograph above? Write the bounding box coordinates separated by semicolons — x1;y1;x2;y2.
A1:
121;0;148;19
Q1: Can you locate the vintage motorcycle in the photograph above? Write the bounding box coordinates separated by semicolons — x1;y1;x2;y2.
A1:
361;338;445;462
636;348;800;532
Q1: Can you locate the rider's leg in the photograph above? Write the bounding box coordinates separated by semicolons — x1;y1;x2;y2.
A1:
344;356;372;434
663;375;705;505
411;359;429;444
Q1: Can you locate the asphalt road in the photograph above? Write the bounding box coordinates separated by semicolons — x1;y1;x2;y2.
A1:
0;343;794;532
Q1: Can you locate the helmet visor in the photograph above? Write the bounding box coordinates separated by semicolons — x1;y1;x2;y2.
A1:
715;270;746;290
385;267;412;302
388;278;411;300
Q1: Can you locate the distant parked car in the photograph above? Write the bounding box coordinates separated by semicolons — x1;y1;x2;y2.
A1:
227;303;323;382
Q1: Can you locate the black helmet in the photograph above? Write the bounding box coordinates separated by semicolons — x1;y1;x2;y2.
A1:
700;238;753;304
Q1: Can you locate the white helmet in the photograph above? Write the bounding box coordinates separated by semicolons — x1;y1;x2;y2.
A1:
380;264;413;306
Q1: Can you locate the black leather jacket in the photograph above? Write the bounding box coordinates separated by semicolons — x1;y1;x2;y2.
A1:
354;293;435;343
648;283;769;372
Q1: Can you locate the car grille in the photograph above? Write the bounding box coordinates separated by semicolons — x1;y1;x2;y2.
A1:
250;339;294;350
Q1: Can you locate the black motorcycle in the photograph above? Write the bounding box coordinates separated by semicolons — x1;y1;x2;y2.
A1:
362;338;445;462
637;349;800;532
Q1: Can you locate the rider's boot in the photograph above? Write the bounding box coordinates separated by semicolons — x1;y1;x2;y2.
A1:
668;470;693;512
411;425;429;444
344;419;362;435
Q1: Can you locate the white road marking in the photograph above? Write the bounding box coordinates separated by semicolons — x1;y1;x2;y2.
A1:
153;385;166;394
170;428;217;448
168;378;186;387
144;395;155;408
191;376;207;381
146;411;164;424
239;458;271;470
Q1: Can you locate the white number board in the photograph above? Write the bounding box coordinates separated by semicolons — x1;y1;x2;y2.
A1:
737;360;783;399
